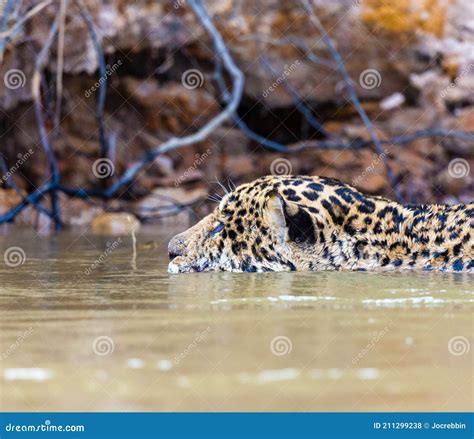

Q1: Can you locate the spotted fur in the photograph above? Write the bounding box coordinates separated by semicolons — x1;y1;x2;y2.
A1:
168;176;473;273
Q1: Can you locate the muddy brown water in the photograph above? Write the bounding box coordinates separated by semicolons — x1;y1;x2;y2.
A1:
0;226;472;412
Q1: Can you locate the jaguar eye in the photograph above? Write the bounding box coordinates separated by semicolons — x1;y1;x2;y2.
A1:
210;221;225;236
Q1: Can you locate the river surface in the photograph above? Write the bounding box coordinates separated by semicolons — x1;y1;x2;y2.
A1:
0;226;472;412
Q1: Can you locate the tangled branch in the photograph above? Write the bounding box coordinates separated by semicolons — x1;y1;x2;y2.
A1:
0;0;472;228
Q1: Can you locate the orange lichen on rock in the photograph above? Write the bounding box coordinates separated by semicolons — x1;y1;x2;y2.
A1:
361;0;449;37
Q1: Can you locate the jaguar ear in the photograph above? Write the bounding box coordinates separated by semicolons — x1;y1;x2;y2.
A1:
263;191;287;244
263;190;319;246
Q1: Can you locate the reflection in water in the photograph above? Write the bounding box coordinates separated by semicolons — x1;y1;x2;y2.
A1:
0;227;472;411
4;368;53;382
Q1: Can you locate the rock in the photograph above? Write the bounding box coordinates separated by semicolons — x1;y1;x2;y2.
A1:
59;194;104;227
151;156;175;177
340;124;387;142
90;212;140;235
317;150;356;168
1;0;472;222
16;206;53;232
0;189;22;215
134;187;207;210
122;78;219;133
223;156;256;179
3;0;462;112
351;149;389;193
386;107;438;133
437;158;473;196
380;93;405;111
132;187;208;225
361;0;447;36
354;171;388;195
442;108;474;154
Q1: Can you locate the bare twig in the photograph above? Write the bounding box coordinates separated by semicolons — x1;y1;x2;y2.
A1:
238;33;335;69
77;0;109;161
1;0;473;228
0;153;13;189
52;0;68;142
301;0;402;202
102;0;244;198
0;0;53;51
0;151;53;218
213;57;290;152
32;18;61;229
0;181;54;223
288;129;474;151
0;0;244;226
259;54;331;138
0;0;15;62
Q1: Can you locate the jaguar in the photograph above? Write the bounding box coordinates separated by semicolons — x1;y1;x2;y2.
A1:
168;175;473;273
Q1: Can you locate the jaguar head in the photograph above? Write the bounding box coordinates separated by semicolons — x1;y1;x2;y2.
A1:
167;178;305;273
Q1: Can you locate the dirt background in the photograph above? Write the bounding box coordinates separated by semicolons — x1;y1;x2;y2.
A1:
0;0;473;232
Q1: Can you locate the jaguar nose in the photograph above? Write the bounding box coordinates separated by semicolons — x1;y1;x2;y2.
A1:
168;234;187;261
